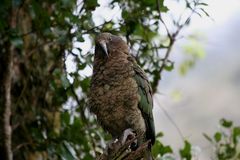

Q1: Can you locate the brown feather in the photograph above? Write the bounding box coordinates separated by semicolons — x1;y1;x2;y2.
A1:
89;33;154;153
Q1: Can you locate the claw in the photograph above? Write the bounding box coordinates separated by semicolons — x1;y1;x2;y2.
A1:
121;128;137;145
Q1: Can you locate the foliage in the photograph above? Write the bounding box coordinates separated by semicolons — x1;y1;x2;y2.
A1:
179;34;206;76
204;119;240;160
152;133;193;160
0;0;211;159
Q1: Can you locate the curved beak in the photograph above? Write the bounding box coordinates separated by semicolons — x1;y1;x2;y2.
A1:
99;41;108;57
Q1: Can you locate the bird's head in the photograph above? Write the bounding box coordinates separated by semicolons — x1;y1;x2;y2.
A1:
95;32;129;58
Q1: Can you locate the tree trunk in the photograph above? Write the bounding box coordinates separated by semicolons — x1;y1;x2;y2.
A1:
0;38;13;160
0;7;17;160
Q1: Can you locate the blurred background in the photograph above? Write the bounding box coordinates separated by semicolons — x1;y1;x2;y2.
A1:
155;0;240;159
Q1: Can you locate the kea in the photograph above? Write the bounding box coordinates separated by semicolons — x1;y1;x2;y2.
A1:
88;32;155;159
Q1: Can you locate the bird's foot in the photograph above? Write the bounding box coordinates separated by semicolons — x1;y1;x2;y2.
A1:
121;128;136;144
105;128;137;155
98;129;149;160
121;128;138;150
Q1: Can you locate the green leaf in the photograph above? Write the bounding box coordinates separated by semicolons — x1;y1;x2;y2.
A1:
61;111;70;125
61;75;70;88
220;119;233;128
122;10;129;19
180;140;192;160
214;132;222;142
57;142;76;160
77;34;85;42
164;61;174;71
152;140;173;157
85;0;99;11
179;59;194;76
78;62;87;70
80;77;90;92
197;2;208;6
156;132;164;138
61;0;74;8
224;144;236;159
157;0;169;12
142;0;155;7
160;6;168;12
183;39;205;59
160;145;173;155
233;127;240;144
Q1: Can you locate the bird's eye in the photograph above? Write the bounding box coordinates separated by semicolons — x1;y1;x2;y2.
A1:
108;37;112;41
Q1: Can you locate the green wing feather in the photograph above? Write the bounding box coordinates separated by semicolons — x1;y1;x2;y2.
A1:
131;57;155;145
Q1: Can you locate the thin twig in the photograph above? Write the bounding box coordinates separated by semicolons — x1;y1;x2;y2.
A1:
68;84;99;156
155;97;185;142
19;31;34;37
12;143;30;153
156;0;199;75
158;39;174;74
156;0;172;38
27;41;56;58
82;21;112;34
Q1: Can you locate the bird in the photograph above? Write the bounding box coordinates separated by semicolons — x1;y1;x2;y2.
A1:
88;32;155;159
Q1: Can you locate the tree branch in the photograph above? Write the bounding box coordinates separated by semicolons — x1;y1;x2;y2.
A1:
156;0;199;76
156;0;172;38
97;129;150;160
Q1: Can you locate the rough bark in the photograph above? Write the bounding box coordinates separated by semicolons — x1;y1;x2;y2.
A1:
0;6;17;160
0;39;13;160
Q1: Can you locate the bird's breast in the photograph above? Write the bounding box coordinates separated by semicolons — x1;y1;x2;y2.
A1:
89;75;141;134
89;53;148;138
89;55;148;136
